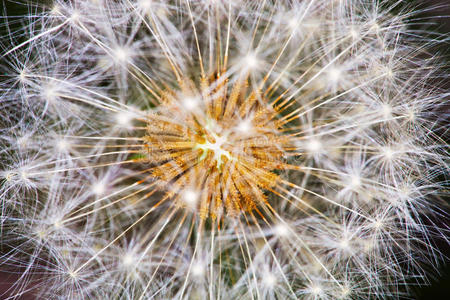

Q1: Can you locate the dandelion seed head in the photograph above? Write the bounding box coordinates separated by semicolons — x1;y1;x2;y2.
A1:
0;0;447;298
145;70;290;218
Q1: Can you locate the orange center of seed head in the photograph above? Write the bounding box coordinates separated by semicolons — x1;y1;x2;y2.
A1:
144;73;291;219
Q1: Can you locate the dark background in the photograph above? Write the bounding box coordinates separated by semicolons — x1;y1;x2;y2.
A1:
407;1;450;300
0;0;448;299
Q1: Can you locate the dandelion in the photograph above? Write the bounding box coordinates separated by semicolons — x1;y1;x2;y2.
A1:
0;0;448;299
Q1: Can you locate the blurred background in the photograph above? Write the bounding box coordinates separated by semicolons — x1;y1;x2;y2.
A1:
412;1;450;300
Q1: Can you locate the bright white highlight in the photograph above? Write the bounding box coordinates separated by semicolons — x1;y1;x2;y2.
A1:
56;139;69;151
327;67;342;83
116;111;134;127
191;261;204;277
183;190;198;205
113;47;131;63
274;224;289;237
307;139;321;153
263;272;277;287
236;119;252;133
122;253;135;267
183;97;199;110
244;53;258;69
92;181;105;195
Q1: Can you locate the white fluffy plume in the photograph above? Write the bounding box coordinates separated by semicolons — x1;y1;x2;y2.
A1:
0;1;448;299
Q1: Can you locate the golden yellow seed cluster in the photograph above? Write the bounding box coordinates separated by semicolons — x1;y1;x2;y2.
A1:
144;73;294;219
